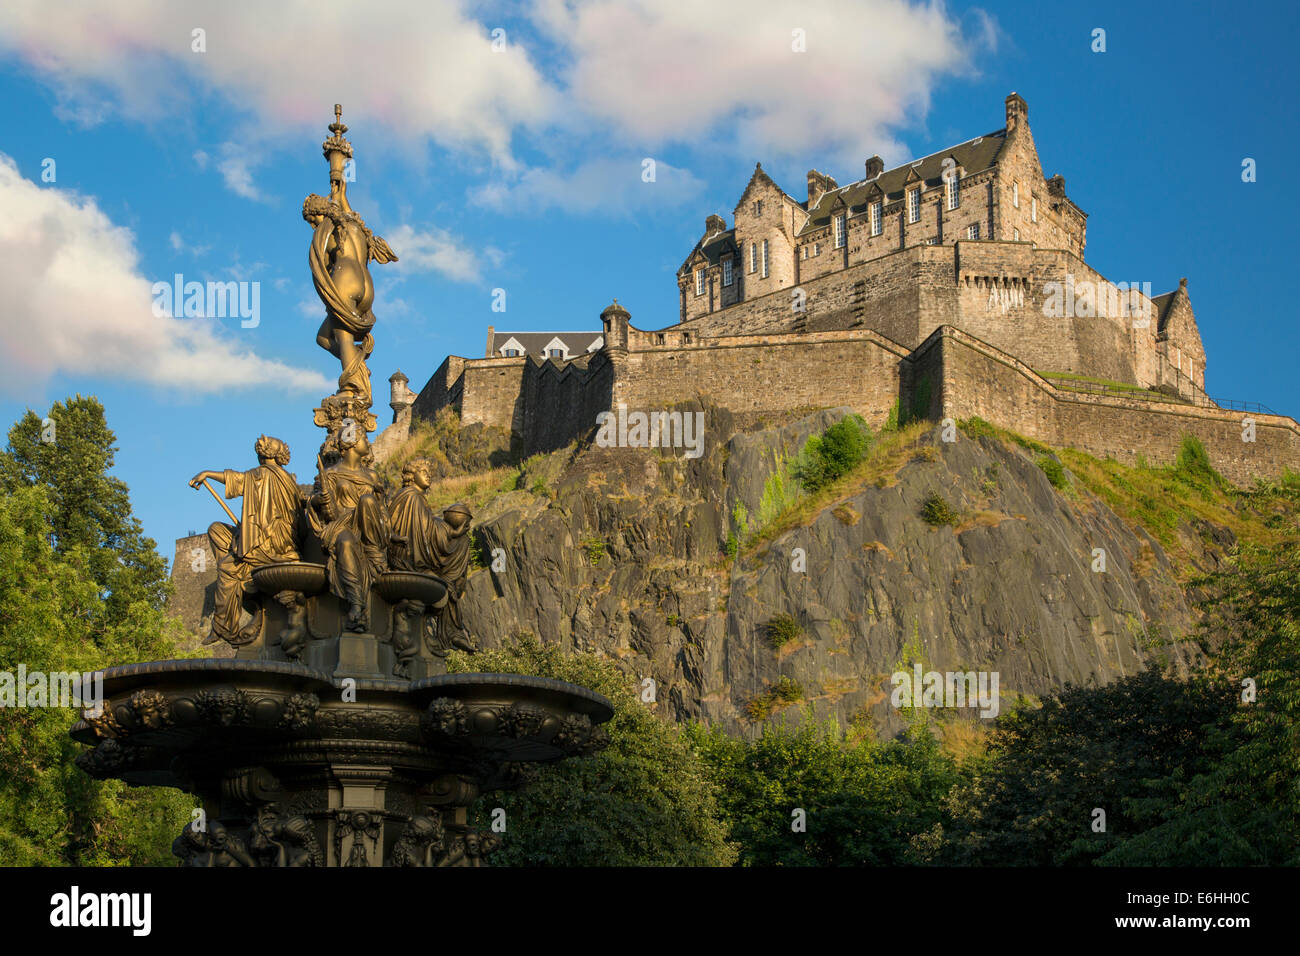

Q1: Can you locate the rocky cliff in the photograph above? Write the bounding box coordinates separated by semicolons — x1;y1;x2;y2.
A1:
455;405;1207;738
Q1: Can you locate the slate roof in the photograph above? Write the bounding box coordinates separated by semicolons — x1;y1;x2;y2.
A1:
799;129;1008;235
677;228;739;276
493;331;604;356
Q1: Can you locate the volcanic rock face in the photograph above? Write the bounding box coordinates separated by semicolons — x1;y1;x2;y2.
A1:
459;405;1200;738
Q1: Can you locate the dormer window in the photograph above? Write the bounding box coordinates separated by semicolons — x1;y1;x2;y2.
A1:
504;348;520;357
945;173;960;210
871;201;882;236
908;187;921;223
549;348;564;358
695;267;706;296
1012;181;1019;208
833;214;846;249
750;243;758;273
1031;197;1037;222
761;240;769;278
722;258;733;286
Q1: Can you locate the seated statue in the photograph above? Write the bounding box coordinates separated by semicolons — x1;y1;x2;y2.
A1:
308;428;389;632
388;458;438;572
190;435;303;647
428;502;474;655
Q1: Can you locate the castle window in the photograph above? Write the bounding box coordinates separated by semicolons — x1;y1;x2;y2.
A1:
946;174;959;210
761;240;769;278
1013;228;1020;241
722;258;733;286
834;214;846;249
908;187;921;223
695;267;705;296
1012;181;1019;208
753;200;763;217
800;247;807;260
871;201;882;236
967;223;980;240
750;243;758;273
925;237;938;245
1031;197;1037;222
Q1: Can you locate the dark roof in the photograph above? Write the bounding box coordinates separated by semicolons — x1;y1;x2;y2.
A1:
678;228;739;276
800;129;1008;234
492;331;604;356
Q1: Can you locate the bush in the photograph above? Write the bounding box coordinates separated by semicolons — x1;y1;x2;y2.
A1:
921;492;960;526
793;414;873;492
1036;454;1069;490
764;614;802;650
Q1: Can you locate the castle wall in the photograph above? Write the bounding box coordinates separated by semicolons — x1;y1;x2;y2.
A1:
169;532;217;638
614;329;911;429
921;326;1300;485
519;352;616;456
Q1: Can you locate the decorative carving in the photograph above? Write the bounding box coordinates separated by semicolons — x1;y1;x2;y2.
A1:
194;688;253;727
389;814;445;867
437;825;502;867
250;807;323;867
423;698;468;737
128;689;173;729
275;590;309;660
172;821;256;867
334;810;382;867
75;738;140;777
503;702;546;739
279;692;321;731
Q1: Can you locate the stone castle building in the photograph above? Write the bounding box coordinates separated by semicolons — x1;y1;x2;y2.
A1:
374;92;1300;482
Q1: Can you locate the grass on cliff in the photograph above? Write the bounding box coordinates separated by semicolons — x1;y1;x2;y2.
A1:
740;421;931;554
958;416;1300;575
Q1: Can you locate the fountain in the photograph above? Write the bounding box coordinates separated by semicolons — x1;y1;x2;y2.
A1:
69;107;612;867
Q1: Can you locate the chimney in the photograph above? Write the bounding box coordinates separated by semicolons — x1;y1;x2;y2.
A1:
705;214;726;236
864;155;884;180
1005;92;1028;132
1047;174;1066;196
485;325;495;357
806;169;838;207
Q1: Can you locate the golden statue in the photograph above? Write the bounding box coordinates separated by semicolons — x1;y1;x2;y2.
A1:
303;106;397;410
190;435;303;646
307;429;389;632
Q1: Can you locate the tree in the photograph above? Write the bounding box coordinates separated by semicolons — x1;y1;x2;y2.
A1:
1099;510;1300;865
688;718;965;866
0;399;194;865
0;395;169;626
938;671;1236;866
446;636;736;866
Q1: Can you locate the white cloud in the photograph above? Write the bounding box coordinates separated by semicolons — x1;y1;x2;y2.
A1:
385;224;502;283
0;155;330;397
169;230;211;257
215;141;265;202
0;0;554;166
470;157;704;216
531;0;981;168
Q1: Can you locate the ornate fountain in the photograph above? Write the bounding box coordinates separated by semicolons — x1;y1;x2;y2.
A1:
70;107;612;867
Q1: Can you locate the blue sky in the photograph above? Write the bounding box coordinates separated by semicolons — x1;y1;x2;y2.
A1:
1;0;1296;561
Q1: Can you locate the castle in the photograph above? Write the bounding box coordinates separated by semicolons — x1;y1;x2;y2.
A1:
377;92;1297;483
